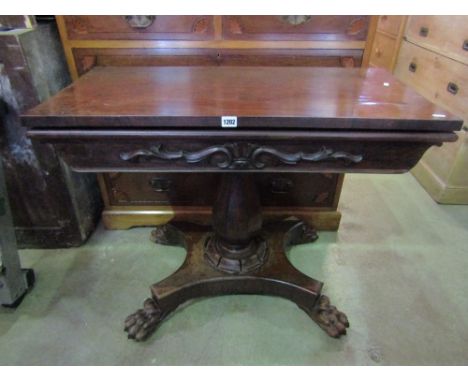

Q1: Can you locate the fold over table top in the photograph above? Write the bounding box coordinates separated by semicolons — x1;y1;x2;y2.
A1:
21;66;462;132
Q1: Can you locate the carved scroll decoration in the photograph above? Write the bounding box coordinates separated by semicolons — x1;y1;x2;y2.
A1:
120;143;363;170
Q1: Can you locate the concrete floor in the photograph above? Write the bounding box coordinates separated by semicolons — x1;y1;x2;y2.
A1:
1;173;468;365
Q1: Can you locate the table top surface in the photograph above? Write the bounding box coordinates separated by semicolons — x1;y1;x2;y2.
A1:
22;66;462;132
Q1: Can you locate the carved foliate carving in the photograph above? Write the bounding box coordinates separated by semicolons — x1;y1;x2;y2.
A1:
346;17;366;36
193;17;209;34
120;143;363;170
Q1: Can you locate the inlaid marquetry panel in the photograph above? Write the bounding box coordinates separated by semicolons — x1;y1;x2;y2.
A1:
64;16;215;40
223;16;370;41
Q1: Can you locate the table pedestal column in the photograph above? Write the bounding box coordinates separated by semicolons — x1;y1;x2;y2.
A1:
124;174;349;342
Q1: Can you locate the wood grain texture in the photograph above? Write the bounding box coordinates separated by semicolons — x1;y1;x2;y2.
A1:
222;16;370;41
377;16;404;37
395;40;468;122
394;17;468;204
369;16;407;71
70;48;363;76
55;16;369;230
22;66;461;131
101;172;340;208
66;39;367;50
101;207;342;230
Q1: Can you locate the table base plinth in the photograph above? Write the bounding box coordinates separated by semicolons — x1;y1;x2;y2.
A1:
124;222;349;342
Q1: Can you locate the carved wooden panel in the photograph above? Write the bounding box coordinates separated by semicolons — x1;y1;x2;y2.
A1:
64;16;215;40
223;16;370;41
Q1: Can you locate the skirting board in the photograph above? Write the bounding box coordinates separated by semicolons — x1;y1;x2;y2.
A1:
411;160;468;204
102;206;341;231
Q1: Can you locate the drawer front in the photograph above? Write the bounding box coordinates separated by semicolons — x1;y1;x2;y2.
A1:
369;32;397;70
64;16;215;40
377;15;404;36
395;40;468;121
104;173;217;206
405;16;468;65
103;172;340;208
223;16;369;41
72;48;363;76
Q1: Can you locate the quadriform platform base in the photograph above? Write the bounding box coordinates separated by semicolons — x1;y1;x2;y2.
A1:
124;175;348;341
22;66;462;342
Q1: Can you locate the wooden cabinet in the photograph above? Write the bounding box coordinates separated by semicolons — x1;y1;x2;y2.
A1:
394;16;468;203
376;15;404;36
405;16;468;65
57;15;375;229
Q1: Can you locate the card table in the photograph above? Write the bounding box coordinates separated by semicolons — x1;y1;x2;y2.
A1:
22;66;462;341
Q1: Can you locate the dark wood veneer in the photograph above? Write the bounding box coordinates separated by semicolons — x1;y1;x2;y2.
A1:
22;67;461;132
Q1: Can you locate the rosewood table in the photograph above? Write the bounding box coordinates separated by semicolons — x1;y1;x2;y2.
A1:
22;66;462;341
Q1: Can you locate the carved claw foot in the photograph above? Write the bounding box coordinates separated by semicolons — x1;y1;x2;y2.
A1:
309;295;349;338
124;298;163;341
288;222;319;246
150;225;172;245
150;224;185;247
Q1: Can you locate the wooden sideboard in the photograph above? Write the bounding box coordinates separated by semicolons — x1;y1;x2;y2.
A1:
56;15;377;228
393;16;468;204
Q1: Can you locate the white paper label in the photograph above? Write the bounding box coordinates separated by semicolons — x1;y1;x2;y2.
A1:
221;116;237;128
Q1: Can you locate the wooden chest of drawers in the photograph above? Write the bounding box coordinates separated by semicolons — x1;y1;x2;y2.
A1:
369;16;406;71
57;15;375;228
394;16;468;203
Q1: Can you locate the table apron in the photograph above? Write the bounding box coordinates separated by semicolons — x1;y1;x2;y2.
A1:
36;135;451;174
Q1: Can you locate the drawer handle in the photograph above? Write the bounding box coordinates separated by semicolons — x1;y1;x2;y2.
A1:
463;40;468;51
270;178;294;194
408;62;417;72
419;26;429;37
124;15;155;29
149;178;172;192
447;82;459;95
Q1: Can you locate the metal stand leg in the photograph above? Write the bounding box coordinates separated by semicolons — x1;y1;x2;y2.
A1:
0;156;35;307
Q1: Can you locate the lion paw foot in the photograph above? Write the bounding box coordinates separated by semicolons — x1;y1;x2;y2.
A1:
290;222;318;245
150;225;173;245
124;298;163;341
310;295;349;338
